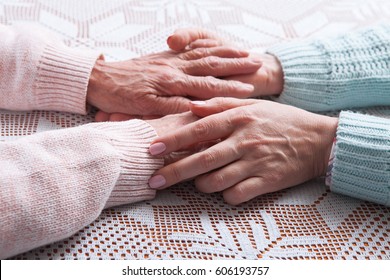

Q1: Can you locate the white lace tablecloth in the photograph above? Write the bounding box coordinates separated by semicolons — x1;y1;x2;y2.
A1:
2;0;389;260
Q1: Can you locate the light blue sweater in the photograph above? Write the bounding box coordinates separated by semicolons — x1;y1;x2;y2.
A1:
268;24;390;207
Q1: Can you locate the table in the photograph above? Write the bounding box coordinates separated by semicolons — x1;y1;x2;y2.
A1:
2;0;389;260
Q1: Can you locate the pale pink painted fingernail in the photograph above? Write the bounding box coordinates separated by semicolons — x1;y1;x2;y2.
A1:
149;175;166;189
190;100;207;106
149;142;166;155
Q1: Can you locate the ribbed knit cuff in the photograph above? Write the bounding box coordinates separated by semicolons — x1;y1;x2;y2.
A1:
34;44;101;115
267;41;332;112
332;111;390;206
87;120;164;209
268;24;390;112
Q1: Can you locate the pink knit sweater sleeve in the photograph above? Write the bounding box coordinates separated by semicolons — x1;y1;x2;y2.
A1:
0;25;164;258
0;24;99;114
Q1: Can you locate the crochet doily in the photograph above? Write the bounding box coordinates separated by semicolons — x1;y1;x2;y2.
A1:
2;0;389;260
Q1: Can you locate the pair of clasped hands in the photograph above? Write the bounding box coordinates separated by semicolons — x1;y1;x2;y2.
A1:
87;29;338;205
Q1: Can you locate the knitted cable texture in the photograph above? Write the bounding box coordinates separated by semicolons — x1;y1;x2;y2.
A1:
268;24;390;112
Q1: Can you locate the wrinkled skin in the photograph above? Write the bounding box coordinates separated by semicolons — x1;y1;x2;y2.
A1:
167;28;285;97
87;46;262;118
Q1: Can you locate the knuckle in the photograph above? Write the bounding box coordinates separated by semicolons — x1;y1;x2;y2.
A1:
210;173;226;191
175;74;191;90
235;135;259;153
233;109;255;125
204;56;219;68
265;169;283;185
199;150;219;170
235;138;248;153
135;94;158;115
204;76;219;91
234;185;246;200
193;122;211;139
178;52;189;60
156;70;175;83
194;48;209;58
169;165;183;182
234;57;245;66
170;134;182;149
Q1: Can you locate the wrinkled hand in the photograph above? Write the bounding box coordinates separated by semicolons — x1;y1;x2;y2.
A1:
88;46;262;117
147;98;338;205
167;28;284;97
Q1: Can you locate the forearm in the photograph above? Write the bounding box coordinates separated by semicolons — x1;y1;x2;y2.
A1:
0;24;100;114
267;24;390;111
330;111;390;206
0;119;162;259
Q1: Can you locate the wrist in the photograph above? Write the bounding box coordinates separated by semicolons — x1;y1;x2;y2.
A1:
263;54;284;96
317;116;339;177
87;58;109;110
250;53;284;97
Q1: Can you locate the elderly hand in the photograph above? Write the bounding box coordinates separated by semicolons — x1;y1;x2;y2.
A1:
167;28;284;97
147;98;338;205
87;46;262;117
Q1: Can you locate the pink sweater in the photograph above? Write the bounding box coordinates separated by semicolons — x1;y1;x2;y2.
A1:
0;24;163;259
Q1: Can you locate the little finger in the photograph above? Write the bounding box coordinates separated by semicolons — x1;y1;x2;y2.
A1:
195;161;251;193
223;177;275;205
148;141;241;189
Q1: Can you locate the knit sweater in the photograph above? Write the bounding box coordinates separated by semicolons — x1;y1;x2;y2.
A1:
268;24;390;207
1;23;390;259
0;25;163;258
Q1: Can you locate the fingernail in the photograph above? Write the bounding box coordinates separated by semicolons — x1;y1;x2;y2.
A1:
251;57;262;64
149;142;166;155
242;84;254;91
190;100;207;106
149;175;166;189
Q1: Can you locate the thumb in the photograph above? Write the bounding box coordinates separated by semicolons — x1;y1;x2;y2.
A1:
190;98;260;117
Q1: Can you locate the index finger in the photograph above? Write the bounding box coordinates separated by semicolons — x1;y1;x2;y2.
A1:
149;112;235;156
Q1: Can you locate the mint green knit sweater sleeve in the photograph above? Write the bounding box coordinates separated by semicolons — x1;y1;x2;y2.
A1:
267;24;390;111
333;111;389;206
